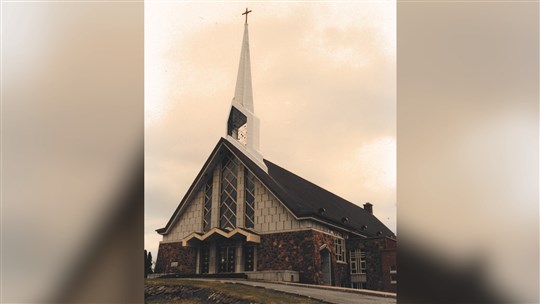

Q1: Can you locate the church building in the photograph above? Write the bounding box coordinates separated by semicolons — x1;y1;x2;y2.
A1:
155;11;397;292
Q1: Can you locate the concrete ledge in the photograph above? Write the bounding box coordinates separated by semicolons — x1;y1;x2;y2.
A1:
246;270;299;282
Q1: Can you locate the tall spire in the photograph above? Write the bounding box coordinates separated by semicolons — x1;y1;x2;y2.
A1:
232;16;254;112
225;9;267;172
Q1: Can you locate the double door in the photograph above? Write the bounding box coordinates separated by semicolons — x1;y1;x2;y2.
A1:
200;242;256;273
218;244;236;273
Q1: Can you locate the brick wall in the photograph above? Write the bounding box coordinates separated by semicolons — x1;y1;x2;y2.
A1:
347;237;397;292
382;249;397;293
155;242;197;274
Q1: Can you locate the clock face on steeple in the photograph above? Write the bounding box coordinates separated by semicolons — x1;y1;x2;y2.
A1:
238;124;248;146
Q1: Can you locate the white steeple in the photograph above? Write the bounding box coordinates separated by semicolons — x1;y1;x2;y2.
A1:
233;24;254;112
225;9;267;172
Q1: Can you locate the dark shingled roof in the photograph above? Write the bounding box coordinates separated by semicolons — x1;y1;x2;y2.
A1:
157;138;395;238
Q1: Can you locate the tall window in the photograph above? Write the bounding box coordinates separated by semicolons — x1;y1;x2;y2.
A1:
244;169;256;228
220;154;238;229
244;245;256;271
202;179;213;232
200;244;210;274
350;249;366;274
334;238;346;262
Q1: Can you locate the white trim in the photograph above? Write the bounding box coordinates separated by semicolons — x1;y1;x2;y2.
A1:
225;135;267;172
255;227;355;240
300;216;369;238
256;228;312;235
256;227;337;238
181;227;261;247
159;240;187;245
312;228;346;238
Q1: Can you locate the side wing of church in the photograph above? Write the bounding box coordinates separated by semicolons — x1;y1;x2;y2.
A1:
155;14;397;292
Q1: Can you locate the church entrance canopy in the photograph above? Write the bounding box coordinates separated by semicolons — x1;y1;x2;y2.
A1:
181;227;260;247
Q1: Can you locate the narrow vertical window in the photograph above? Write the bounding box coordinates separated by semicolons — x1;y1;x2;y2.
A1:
244;245;255;271
350;249;358;274
360;249;366;274
202;178;213;232
244;168;255;228
390;265;397;284
200;244;210;274
220;154;238;229
334;238;346;262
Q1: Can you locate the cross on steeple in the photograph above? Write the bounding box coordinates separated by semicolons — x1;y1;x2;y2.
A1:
226;9;267;172
242;8;252;25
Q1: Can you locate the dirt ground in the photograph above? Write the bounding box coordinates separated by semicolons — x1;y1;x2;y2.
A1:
145;279;326;304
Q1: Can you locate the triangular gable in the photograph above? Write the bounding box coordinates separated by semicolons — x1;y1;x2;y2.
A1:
157;137;287;235
156;139;228;235
158;137;394;238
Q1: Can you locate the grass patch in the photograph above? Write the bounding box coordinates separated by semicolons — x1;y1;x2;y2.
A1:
147;300;202;304
147;278;325;304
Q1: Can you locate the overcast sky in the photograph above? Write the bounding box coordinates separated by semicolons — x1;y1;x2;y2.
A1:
145;1;396;258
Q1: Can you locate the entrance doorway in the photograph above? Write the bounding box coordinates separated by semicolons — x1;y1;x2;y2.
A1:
320;247;332;285
217;245;236;273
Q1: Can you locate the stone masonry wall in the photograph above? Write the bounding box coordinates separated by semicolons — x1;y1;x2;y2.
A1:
334;261;350;288
155;242;197;274
257;230;317;283
257;230;349;286
311;230;349;287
